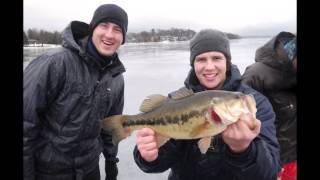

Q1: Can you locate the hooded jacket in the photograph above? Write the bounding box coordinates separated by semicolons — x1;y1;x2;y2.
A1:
23;21;125;180
241;32;296;164
133;65;281;180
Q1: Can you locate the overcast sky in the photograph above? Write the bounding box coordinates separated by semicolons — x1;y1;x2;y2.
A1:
24;0;296;36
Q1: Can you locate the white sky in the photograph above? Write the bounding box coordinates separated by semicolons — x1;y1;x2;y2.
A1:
24;0;297;36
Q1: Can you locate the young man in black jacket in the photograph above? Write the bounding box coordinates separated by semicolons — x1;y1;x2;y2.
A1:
242;32;297;180
133;29;281;180
23;4;128;180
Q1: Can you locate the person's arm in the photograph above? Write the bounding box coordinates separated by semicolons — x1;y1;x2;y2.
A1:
133;128;182;173
102;80;124;180
222;92;281;179
23;55;65;180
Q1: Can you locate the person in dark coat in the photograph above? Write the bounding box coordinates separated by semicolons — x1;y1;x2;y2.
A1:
23;4;128;180
133;29;281;180
241;32;297;180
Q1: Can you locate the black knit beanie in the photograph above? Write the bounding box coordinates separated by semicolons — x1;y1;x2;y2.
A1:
89;4;128;44
189;29;231;67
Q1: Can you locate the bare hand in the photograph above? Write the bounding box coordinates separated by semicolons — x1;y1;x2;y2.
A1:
222;113;261;153
136;128;159;162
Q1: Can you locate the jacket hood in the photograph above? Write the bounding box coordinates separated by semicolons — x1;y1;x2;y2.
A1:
184;64;241;92
62;21;90;54
255;32;295;70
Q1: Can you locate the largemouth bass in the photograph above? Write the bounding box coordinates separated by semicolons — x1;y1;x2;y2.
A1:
102;87;257;153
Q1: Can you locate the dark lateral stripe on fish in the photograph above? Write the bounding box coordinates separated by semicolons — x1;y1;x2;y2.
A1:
123;110;204;127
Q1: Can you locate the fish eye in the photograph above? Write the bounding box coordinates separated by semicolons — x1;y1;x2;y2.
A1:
211;98;220;104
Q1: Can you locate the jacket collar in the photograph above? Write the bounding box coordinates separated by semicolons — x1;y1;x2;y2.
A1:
86;37;114;68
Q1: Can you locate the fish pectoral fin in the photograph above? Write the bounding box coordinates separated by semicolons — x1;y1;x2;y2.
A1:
156;134;170;148
198;136;212;154
139;94;167;113
170;87;194;100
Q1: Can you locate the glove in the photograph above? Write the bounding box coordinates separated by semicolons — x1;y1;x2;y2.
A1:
105;158;119;180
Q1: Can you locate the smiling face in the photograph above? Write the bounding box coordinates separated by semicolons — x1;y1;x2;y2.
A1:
194;51;227;90
91;22;123;56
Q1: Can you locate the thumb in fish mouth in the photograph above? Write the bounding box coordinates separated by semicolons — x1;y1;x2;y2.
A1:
239;113;257;130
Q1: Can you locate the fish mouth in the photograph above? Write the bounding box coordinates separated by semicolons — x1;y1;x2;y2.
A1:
208;107;237;125
209;108;222;124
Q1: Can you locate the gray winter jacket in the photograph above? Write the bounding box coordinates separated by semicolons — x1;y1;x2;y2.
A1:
23;21;125;180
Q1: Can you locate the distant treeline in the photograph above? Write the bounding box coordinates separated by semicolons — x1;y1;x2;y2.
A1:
127;28;196;42
24;28;63;45
23;28;240;45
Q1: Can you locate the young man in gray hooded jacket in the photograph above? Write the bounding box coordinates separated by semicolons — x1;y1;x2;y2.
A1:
24;4;127;180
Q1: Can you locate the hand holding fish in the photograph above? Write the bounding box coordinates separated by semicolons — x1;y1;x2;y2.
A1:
222;113;261;153
136;128;159;162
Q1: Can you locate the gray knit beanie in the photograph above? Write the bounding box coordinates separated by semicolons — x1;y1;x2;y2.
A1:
89;4;128;44
189;29;231;66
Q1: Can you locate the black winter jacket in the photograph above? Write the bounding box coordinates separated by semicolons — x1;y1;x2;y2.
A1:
23;21;125;180
134;65;281;180
241;32;296;164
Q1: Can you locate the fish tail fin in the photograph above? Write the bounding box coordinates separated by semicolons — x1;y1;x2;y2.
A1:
102;115;131;145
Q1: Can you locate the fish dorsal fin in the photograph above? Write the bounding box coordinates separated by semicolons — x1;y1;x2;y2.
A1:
170;87;194;100
139;94;167;113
